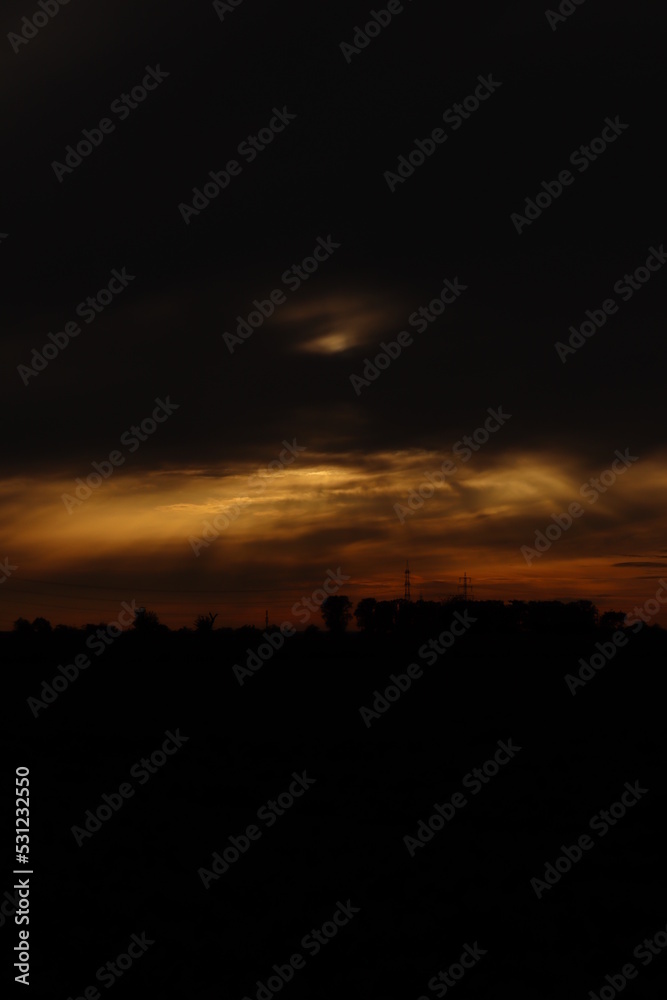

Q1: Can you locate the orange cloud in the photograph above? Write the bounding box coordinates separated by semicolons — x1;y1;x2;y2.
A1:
2;447;666;629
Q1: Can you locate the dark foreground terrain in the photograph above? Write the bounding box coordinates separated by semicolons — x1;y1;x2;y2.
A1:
4;619;667;999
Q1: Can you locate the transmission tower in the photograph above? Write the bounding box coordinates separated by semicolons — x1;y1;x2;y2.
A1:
404;561;411;601
458;572;474;600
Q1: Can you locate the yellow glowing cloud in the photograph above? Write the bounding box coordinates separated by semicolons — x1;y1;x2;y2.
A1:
283;293;405;354
2;448;667;628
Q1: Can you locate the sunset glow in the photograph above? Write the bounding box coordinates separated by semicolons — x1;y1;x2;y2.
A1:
3;445;665;629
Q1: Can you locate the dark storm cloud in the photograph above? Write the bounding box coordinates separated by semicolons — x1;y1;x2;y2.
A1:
4;253;664;479
2;0;666;630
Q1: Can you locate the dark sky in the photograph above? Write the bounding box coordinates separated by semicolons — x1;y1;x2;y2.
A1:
2;0;666;627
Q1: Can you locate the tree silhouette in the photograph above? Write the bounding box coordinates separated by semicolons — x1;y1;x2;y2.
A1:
320;595;352;633
31;617;52;634
13;617;31;634
373;600;397;635
600;610;628;630
132;608;161;630
194;612;218;632
354;598;376;631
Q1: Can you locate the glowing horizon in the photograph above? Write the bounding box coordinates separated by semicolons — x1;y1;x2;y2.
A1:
2;445;666;630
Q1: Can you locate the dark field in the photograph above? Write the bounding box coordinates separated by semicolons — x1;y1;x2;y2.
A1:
6;623;667;998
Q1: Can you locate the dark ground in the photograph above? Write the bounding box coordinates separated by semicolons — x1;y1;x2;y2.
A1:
4;623;667;998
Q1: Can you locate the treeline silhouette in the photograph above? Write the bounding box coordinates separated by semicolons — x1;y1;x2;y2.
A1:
9;592;666;770
4;596;650;647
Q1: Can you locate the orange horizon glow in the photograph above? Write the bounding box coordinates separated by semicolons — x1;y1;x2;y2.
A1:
2;446;666;631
